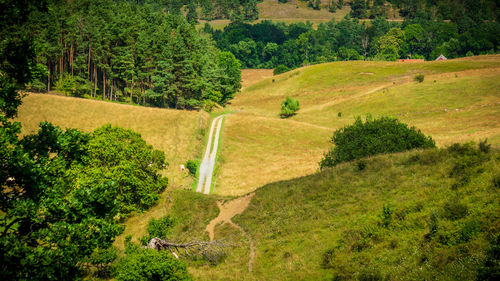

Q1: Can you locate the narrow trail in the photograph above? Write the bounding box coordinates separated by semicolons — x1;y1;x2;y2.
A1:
196;114;225;194
206;193;256;272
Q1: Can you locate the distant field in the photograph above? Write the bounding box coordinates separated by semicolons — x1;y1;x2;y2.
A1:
198;0;351;30
216;55;500;196
15;94;210;249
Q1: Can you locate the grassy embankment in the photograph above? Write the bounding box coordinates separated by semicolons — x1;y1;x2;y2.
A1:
191;146;500;280
15;94;212;250
216;55;500;196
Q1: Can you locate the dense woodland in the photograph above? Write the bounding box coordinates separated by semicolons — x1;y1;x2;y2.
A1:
210;13;500;69
27;0;243;109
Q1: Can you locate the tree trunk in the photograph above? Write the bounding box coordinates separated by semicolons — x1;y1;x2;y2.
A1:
110;79;114;101
88;39;92;79
70;43;74;77
103;71;106;100
130;73;134;104
93;62;97;98
47;63;50;92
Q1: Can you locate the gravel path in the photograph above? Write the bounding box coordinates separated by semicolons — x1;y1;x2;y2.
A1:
196;114;225;194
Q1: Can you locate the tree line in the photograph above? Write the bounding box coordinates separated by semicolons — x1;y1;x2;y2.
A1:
27;0;242;109
207;13;500;69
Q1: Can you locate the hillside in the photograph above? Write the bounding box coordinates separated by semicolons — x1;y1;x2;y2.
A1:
215;55;500;196
14;94;211;249
189;146;500;280
198;0;352;30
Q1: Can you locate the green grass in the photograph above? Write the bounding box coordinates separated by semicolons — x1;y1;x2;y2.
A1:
219;56;500;195
191;146;500;280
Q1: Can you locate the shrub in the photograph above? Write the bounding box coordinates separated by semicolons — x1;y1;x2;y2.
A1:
274;64;290;75
185;159;199;176
280;96;300;118
494;174;500;188
443;198;468;220
320;116;435;168
382;204;392;228
113;248;191;281
140;215;175;245
414;74;425;83
479;139;491;153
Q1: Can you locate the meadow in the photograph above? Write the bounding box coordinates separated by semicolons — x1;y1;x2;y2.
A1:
191;146;500;280
197;0;351;30
217;56;500;196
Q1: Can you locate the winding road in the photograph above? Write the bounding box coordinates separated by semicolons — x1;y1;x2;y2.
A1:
196;114;225;194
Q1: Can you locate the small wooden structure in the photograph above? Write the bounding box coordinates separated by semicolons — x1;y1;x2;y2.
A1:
435;54;447;61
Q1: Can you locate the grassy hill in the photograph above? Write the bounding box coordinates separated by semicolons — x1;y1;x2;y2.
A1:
216;55;500;196
14;93;210;249
198;0;352;30
188;146;500;280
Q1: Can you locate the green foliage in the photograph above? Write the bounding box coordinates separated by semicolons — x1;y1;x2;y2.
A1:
274;64;290;75
186;160;200;176
477;235;500;280
1;122;124;280
279;96;300;118
113;246;191;281
382;204;392;228
29;2;241;109
414;74;425;83
320;116;435;169
442;198;468;220
140;215;175;245
78;125;168;215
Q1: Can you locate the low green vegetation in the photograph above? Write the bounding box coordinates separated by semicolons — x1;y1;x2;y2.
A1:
200;143;500;281
274;65;291;75
414;74;425;83
320;116;435;168
114;237;191;281
280;96;300;118
186;160;200;177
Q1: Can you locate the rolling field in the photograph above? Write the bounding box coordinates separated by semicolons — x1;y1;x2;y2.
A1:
198;0;351;30
15;94;210;249
215;56;500;196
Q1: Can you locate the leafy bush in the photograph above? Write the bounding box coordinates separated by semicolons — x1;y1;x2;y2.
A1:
186;159;199;176
443;198;468;220
140;215;175;245
320;116;435;168
78;125;168;215
494;174;500;188
280;96;300;118
274;64;290;75
113;243;191;281
414;74;425;83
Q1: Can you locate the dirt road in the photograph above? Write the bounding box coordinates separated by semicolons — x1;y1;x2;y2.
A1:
196;114;225;194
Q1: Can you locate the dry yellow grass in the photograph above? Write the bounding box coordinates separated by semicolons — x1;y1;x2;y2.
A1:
214;113;331;196
216;56;500;196
197;0;351;30
240;69;274;89
15;93;210;250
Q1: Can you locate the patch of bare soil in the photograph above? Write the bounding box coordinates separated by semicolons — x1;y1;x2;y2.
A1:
206;193;256;272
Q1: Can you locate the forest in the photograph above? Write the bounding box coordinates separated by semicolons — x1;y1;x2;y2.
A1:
26;0;244;109
210;14;500;69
